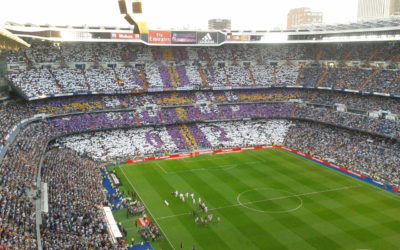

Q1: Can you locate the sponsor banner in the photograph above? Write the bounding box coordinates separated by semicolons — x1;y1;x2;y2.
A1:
126;158;143;163
393;187;400;193
197;32;218;44
296;151;307;157
226;35;250;41
148;30;171;44
111;33;140;40
213;148;243;154
347;170;364;178
171;31;197;44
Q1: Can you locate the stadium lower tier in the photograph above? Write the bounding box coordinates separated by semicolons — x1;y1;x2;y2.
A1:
1;118;399;249
55;120;400;190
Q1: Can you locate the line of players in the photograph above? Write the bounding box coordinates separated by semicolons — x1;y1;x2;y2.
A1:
170;190;221;225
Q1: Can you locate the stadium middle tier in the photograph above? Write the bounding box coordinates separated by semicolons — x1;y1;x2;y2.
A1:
1;89;400;150
4;42;400;99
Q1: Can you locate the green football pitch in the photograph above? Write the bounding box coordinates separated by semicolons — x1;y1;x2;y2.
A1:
112;148;400;250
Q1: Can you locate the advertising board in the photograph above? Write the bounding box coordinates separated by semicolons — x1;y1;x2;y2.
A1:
197;32;218;44
148;31;171;44
111;33;140;40
226;35;250;41
171;31;197;44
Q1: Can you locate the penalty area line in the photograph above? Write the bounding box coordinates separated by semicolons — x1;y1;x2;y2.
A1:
119;166;176;250
154;161;168;174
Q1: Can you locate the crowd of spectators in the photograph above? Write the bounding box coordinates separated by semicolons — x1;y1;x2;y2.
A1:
5;40;400;98
41;99;399;140
0;122;55;249
57;120;292;161
139;222;160;242
127;201;145;216
27;89;400;115
285;121;400;188
0;88;399;160
300;66;400;94
0;100;34;146
40;148;117;249
295;106;400;138
8;41;400;64
46;103;295;134
7;64;400;99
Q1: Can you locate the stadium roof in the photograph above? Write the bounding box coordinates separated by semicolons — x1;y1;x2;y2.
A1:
304;16;400;32
0;27;30;50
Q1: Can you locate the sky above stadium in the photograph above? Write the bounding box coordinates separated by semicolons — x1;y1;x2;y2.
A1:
1;0;358;30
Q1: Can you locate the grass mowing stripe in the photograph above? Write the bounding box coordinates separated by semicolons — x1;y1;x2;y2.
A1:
119;166;176;250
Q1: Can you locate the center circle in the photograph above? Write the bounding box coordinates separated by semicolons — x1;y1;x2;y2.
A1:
237;188;303;213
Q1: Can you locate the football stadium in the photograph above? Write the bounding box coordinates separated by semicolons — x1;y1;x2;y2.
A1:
1;0;400;249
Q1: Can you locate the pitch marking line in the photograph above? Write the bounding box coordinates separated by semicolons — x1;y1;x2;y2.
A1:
236;188;303;213
119;166;176;250
183;154;231;163
154;161;168;174
158;161;262;174
155;185;361;220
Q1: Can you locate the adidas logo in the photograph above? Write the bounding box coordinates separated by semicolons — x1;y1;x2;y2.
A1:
199;33;215;44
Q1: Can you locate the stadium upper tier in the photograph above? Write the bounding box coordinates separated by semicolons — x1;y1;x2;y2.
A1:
3;41;400;99
5;41;400;64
